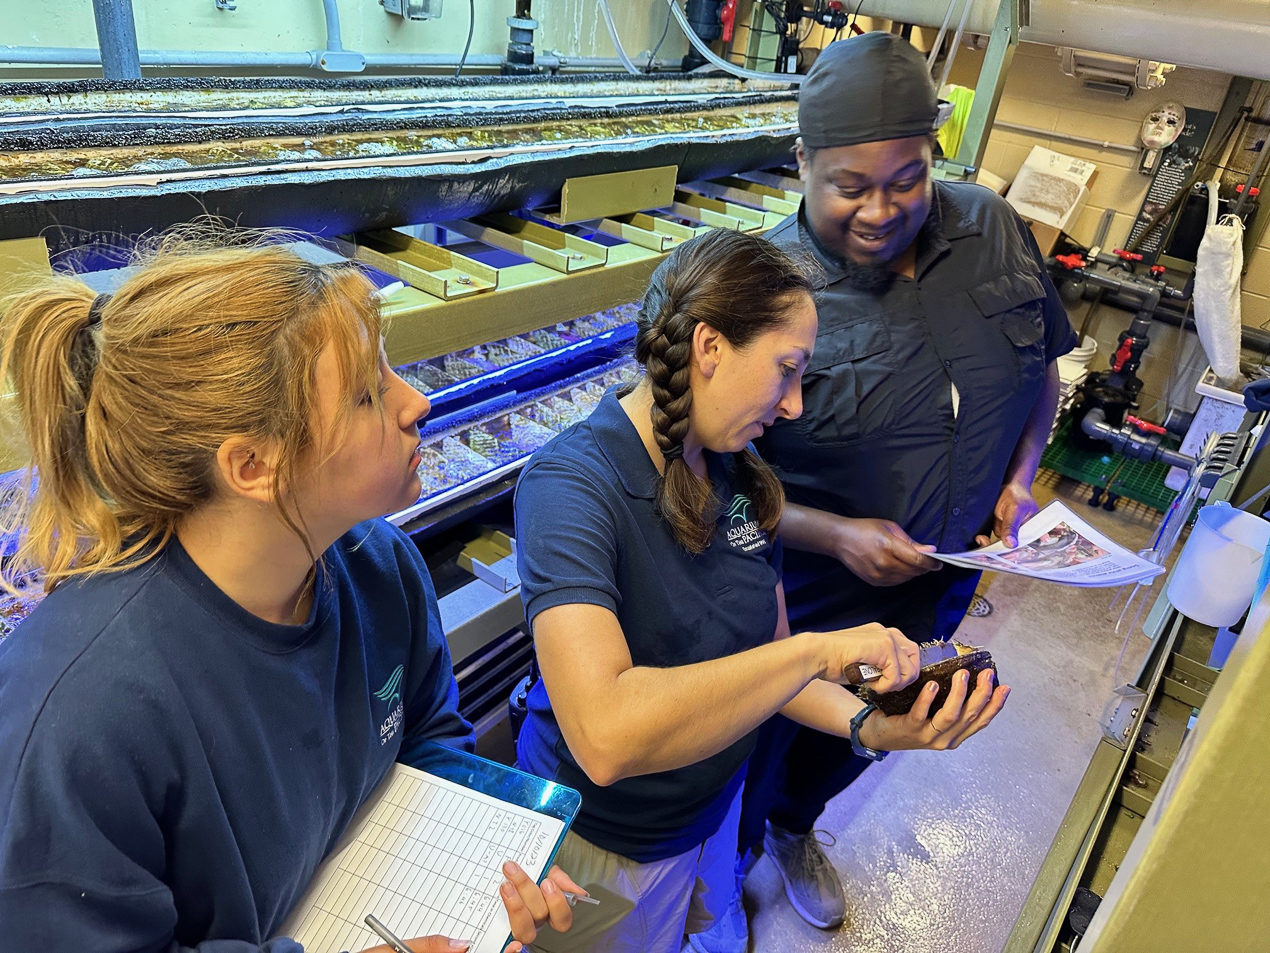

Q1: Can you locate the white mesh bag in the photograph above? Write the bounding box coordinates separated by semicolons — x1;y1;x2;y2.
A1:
1192;181;1245;384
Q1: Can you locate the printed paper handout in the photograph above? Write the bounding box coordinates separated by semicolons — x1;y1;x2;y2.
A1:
932;500;1165;588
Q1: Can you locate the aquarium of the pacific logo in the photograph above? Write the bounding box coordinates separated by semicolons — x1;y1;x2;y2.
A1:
725;494;767;552
374;664;405;746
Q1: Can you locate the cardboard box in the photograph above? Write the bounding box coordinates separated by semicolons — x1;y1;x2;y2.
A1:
1007;146;1097;225
1005;146;1098;253
975;168;1010;196
1025;216;1078;256
1021;178;1095;256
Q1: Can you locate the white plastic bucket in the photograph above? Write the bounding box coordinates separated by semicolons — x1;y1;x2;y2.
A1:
1066;335;1098;366
1057;336;1098;382
1168;502;1270;627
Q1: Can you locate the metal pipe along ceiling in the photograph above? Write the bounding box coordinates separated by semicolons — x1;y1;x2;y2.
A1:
853;0;1270;81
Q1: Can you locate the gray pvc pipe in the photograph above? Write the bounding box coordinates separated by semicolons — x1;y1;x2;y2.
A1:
90;0;142;80
0;46;316;67
994;120;1140;155
321;0;343;52
1081;407;1196;470
0;47;675;72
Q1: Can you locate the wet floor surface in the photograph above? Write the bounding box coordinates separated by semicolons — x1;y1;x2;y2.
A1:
746;475;1168;953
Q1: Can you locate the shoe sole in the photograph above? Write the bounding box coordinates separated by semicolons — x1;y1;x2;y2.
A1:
763;836;845;931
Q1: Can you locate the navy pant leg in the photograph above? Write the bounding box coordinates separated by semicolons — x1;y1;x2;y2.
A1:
766;725;871;836
738;712;801;855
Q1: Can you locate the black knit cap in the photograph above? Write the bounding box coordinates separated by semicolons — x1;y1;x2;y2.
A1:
799;32;938;149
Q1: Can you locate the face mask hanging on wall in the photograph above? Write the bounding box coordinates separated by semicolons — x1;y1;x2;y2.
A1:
1138;102;1186;175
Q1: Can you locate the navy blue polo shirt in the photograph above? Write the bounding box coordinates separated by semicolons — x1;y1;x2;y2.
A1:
758;181;1078;639
514;391;784;862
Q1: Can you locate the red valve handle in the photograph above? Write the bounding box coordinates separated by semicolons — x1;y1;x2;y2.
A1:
720;0;737;42
1055;253;1087;271
1112;337;1135;372
1149;264;1167;277
1126;415;1167;435
1114;249;1144;262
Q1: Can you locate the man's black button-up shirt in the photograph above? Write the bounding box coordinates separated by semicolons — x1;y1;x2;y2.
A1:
758;180;1078;637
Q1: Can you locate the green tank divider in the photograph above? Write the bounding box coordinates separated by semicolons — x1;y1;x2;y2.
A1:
1040;418;1180;513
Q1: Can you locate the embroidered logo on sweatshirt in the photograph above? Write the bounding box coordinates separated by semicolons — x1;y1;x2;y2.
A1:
374;664;405;746
724;494;768;553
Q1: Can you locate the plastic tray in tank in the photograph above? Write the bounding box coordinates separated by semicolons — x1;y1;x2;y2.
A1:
393;303;638;405
390;357;638;526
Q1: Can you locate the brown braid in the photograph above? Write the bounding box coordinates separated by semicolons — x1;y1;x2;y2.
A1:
632;229;813;553
642;307;697;460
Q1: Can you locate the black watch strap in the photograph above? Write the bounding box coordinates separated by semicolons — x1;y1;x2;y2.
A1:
849;702;888;762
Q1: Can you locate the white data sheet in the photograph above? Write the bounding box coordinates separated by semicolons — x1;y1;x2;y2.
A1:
279;763;566;953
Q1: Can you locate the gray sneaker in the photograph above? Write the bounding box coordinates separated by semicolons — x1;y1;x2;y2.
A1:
685;858;748;953
762;823;845;929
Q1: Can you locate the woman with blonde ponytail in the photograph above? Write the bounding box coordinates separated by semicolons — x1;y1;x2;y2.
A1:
0;236;580;953
512;229;1009;952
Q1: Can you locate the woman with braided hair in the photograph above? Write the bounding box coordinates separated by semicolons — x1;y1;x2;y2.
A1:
513;228;1008;952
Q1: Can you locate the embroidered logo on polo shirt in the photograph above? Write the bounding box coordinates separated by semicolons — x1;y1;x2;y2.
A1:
374;664;405;746
725;494;769;553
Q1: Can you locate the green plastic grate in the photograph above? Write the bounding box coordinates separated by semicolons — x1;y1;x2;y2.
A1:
1041;417;1180;513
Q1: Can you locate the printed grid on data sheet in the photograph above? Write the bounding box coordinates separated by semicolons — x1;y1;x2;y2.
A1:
286;767;564;953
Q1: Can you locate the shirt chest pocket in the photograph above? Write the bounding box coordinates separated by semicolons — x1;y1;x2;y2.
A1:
968;273;1047;391
796;319;893;447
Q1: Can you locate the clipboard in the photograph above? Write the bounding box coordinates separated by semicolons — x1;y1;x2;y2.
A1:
277;742;581;953
411;741;582;877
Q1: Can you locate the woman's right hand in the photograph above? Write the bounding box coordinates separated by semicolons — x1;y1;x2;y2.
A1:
358;937;470;952
814;623;920;693
357;862;583;953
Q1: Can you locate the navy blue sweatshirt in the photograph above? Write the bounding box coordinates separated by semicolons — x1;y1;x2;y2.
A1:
0;520;474;953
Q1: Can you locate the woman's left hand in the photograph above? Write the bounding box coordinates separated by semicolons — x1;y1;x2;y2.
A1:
859;668;1009;752
500;861;588;952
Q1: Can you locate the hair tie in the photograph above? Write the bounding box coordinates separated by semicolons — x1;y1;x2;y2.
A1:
87;292;110;325
662;443;685;462
71;292;110;396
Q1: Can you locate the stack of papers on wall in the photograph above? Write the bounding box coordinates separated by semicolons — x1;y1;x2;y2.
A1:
932;501;1164;587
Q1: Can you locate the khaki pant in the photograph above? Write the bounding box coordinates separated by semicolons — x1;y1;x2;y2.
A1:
531;788;742;953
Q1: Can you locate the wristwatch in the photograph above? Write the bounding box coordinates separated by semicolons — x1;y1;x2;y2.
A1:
849;702;888;762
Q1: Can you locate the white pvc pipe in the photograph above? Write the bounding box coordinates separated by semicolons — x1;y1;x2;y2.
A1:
852;0;1270;81
926;0;962;71
936;0;975;91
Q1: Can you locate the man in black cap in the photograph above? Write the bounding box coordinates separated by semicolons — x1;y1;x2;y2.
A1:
688;31;1076;952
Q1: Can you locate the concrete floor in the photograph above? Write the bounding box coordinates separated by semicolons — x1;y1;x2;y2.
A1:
746;474;1170;953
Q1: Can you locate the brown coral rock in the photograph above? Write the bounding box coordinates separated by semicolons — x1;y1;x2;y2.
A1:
860;640;997;718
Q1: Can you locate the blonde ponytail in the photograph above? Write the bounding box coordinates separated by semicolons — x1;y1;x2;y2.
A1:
1;282;130;589
0;234;382;593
